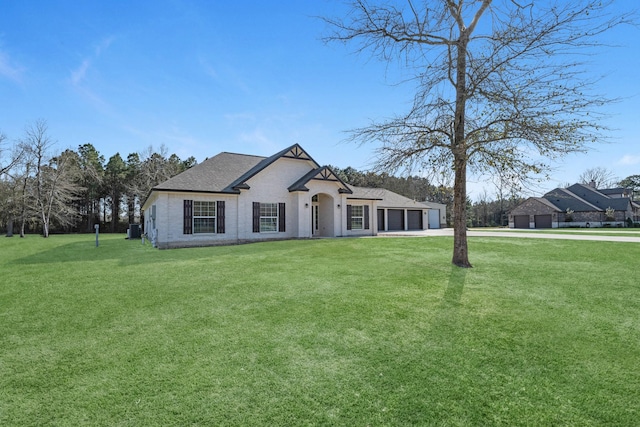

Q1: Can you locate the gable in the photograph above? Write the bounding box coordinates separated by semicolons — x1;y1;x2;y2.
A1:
565;184;631;211
228;144;320;191
288;166;352;194
152;152;265;194
510;197;560;215
543;188;601;212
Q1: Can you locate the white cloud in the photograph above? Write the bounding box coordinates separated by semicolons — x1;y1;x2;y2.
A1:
618;154;640;166
239;128;273;145
0;50;24;83
69;35;115;86
70;58;91;85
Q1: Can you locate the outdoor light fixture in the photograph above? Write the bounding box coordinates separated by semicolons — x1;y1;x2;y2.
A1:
337;204;341;208
305;203;309;208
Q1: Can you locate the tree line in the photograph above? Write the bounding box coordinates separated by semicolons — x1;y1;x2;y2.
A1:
0;120;195;237
2;121;638;237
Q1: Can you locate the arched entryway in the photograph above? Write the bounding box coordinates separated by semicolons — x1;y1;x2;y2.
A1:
311;193;335;237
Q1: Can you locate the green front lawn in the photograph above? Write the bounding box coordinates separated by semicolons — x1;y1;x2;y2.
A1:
1;234;638;425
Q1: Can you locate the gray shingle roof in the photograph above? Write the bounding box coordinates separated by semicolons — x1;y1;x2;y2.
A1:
540;184;633;213
543;188;601;212
152;143;320;194
349;187;432;208
565;184;631;211
153;152;266;193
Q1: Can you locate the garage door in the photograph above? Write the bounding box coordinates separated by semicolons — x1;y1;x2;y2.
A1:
407;210;422;230
513;215;529;229
387;209;404;230
428;209;440;229
534;214;552;229
377;209;385;231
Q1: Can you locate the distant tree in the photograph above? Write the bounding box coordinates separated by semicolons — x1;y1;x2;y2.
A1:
43;150;82;232
578;167;618;189
618;174;640;200
76;143;105;231
0;131;23;235
0;131;23;176
104;153;127;232
182;156;198;170
20;120;80;237
324;1;631;267
125;152;142;224
137;145;195;207
12;147;36;238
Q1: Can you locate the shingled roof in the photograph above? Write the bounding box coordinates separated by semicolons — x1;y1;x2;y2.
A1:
152;152;266;194
537;183;634;213
151;143;321;194
349;187;433;209
565;183;632;211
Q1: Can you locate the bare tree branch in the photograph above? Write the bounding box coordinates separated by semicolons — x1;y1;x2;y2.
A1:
324;0;635;267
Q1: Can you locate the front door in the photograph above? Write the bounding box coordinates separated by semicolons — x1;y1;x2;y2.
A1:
311;193;335;237
311;203;319;236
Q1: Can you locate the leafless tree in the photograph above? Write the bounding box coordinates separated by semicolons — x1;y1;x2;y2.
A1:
324;0;632;267
0;131;25;176
21;120;80;237
578;167;618;189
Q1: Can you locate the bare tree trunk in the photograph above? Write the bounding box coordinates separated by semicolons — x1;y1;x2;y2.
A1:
40;211;49;237
452;153;471;267
6;218;13;237
452;32;472;268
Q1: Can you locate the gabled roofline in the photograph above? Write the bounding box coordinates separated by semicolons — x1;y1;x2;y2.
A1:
533;197;563;212
228;143;320;192
556;188;603;211
287;165;353;194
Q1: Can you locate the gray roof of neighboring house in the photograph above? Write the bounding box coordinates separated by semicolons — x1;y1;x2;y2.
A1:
534;197;563;212
543;188;601;212
538;183;634;213
565;183;631;211
599;187;628;196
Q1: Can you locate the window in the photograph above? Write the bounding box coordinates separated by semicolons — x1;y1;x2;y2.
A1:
259;203;278;232
350;205;364;230
253;202;285;233
193;201;216;233
184;200;225;235
347;204;369;231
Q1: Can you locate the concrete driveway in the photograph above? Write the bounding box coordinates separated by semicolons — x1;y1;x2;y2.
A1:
378;228;640;243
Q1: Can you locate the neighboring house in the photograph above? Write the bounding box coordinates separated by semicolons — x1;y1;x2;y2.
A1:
141;144;445;248
509;182;640;229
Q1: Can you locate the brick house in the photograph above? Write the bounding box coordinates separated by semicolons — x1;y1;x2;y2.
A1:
509;182;640;229
141;144;446;248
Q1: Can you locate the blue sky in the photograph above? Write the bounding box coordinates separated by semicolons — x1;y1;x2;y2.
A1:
1;1;638;199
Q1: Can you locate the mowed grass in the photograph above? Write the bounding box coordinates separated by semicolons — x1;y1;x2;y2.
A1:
1;234;639;426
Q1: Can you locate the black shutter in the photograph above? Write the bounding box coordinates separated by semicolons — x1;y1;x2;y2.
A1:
253;202;260;233
183;200;193;234
364;205;370;230
278;203;286;232
217;201;225;234
346;205;352;230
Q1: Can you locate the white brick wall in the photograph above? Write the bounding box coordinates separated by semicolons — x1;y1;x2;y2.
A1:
143;156;380;248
